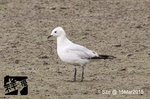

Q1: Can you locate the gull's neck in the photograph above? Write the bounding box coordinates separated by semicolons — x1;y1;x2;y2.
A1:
57;35;71;48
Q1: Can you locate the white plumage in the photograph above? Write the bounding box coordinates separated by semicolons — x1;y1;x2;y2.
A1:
48;27;115;81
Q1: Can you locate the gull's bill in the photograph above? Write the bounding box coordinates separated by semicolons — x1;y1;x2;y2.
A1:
47;35;52;39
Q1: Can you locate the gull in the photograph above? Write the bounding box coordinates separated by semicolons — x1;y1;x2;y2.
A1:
47;27;115;82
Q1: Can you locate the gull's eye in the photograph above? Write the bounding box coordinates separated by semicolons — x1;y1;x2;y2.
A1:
54;31;57;33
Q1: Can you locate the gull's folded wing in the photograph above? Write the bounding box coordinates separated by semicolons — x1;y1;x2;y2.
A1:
66;43;98;59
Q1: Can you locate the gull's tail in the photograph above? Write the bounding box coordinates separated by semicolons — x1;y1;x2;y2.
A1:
90;55;116;60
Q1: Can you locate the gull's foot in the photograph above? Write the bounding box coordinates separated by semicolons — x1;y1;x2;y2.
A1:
73;79;76;82
80;79;83;82
81;77;84;82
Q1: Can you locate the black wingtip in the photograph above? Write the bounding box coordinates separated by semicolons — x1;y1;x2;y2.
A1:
90;55;116;60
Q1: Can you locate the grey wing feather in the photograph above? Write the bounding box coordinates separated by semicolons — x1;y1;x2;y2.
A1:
66;43;98;59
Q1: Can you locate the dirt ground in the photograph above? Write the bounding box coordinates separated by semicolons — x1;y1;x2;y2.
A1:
0;0;150;99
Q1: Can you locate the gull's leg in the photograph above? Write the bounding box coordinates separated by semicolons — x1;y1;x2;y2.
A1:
73;66;77;81
81;65;84;82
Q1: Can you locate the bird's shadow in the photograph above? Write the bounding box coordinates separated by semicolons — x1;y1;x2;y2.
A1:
64;79;98;83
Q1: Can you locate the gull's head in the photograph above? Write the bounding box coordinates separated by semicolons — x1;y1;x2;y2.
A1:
48;27;66;39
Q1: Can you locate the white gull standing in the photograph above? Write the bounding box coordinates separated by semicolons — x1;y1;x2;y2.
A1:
48;27;115;82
